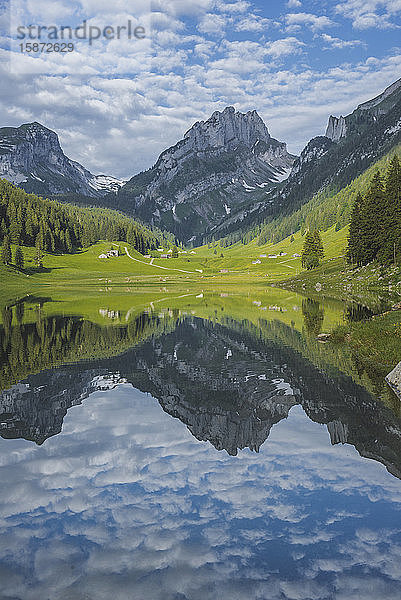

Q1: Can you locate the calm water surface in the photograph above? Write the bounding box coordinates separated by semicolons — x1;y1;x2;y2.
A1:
1;293;401;600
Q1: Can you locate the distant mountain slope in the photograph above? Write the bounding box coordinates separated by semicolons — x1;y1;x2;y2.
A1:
115;106;296;243
257;143;401;245
213;78;401;241
0;122;124;198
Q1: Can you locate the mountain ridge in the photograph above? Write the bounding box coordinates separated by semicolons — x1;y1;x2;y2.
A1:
115;106;296;243
1;78;400;244
0;122;124;198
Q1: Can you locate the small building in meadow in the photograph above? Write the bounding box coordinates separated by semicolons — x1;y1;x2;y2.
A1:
99;249;119;259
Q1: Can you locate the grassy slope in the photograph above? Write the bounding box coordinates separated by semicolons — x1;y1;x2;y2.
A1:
279;257;401;308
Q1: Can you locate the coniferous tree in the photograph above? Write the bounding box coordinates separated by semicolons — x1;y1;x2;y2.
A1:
347;170;391;265
302;230;324;270
0;179;171;258
14;246;24;270
313;231;324;260
35;234;43;268
65;230;72;253
347;193;364;265
379;155;401;263
359;171;386;263
1;235;11;265
9;220;21;244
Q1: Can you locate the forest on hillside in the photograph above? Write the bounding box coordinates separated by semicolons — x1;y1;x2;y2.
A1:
347;155;401;265
0;179;174;262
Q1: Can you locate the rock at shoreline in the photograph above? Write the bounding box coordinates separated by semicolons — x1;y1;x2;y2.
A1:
386;362;401;400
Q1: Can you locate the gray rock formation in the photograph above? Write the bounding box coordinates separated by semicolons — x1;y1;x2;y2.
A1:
325;115;347;142
0;122;124;197
358;77;401;112
325;78;401;143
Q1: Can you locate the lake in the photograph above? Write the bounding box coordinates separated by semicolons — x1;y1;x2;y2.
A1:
1;288;401;600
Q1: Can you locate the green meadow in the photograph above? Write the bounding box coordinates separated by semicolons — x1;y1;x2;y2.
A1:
0;224;349;304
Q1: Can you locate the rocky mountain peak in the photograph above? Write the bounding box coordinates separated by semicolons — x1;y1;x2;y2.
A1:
0;121;124;197
117;106;295;242
325;78;401;144
357;77;401;111
184;106;271;152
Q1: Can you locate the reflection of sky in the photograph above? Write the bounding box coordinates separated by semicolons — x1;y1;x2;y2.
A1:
0;384;401;600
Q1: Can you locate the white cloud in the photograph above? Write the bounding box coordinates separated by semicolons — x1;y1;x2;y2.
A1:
217;0;251;12
265;36;305;57
285;12;336;31
335;0;401;29
0;387;401;600
287;0;302;7
235;14;271;32
152;0;213;18
320;33;365;48
198;13;228;35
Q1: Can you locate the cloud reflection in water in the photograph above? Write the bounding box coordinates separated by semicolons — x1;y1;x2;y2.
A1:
0;384;401;599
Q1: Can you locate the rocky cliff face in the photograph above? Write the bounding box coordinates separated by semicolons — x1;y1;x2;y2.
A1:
116;107;295;243
0;122;124;198
325;78;401;143
325;115;347;142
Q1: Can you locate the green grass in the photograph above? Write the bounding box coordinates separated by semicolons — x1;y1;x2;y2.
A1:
279;257;401;308
0;227;346;299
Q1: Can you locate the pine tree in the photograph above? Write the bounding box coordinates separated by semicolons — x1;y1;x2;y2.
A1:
171;246;178;258
302;230;324;270
35;234;43;268
65;229;72;253
359;171;386;264
313;231;324;259
1;235;11;265
347;193;364;265
9;220;21;244
380;155;401;263
14;246;24;270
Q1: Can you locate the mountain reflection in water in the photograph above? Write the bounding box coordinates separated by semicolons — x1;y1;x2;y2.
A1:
1;313;401;477
0;308;401;600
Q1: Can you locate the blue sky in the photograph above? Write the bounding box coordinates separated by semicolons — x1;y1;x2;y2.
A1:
0;0;400;178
